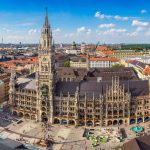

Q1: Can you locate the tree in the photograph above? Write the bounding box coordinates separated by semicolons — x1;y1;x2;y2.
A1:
64;60;70;67
40;84;49;95
112;64;125;68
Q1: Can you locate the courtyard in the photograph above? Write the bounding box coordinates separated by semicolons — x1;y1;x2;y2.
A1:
0;111;150;150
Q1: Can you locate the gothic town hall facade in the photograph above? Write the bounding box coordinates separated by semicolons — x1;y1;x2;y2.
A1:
9;11;150;127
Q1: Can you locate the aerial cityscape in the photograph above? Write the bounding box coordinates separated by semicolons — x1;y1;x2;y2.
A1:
0;0;150;150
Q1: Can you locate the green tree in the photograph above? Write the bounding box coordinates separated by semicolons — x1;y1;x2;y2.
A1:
112;63;125;68
64;60;70;67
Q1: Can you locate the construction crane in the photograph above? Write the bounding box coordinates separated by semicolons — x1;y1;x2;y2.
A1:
90;41;100;52
95;41;100;50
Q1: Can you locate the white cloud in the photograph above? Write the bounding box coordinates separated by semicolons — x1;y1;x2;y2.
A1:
95;11;136;21
102;28;127;35
114;15;129;21
146;32;150;36
145;29;150;36
64;33;76;38
28;29;38;35
141;9;147;14
77;26;91;35
19;22;34;26
2;28;11;33
126;32;138;37
95;12;105;19
132;20;149;27
131;20;149;34
94;11;112;19
99;23;115;28
5;34;40;43
53;28;61;33
136;27;145;32
77;26;86;32
86;29;91;35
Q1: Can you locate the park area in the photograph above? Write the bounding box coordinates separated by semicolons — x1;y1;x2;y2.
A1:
84;127;122;148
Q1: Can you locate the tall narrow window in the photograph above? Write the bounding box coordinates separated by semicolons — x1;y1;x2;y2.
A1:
47;40;49;47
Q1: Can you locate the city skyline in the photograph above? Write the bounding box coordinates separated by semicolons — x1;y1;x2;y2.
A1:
0;0;150;44
0;3;150;149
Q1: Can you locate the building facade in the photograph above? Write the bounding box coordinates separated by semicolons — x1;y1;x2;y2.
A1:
112;50;150;59
9;11;150;127
0;73;10;109
69;56;119;68
89;57;119;68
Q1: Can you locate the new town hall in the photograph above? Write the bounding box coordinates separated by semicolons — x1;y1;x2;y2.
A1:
9;11;150;127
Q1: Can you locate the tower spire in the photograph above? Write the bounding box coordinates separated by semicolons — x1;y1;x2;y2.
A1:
37;9;55;124
44;7;49;27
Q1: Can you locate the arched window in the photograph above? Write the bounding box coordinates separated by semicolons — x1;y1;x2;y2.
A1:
42;66;44;71
45;66;48;71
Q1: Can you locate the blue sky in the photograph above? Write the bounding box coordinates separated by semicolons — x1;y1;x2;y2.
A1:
0;0;150;44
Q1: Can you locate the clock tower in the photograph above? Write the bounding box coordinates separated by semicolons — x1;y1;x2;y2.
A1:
36;9;55;124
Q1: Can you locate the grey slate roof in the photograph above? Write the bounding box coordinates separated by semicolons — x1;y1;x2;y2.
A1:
55;80;149;98
126;80;149;96
17;78;36;90
86;67;138;81
16;67;148;98
57;67;138;82
79;80;103;98
55;81;79;96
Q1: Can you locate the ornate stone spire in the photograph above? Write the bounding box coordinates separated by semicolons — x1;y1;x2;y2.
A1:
37;8;55;123
41;8;52;49
44;8;49;27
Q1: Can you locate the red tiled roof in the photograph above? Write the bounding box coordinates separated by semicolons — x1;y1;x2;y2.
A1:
96;45;111;51
100;50;113;55
143;66;150;75
89;57;119;62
